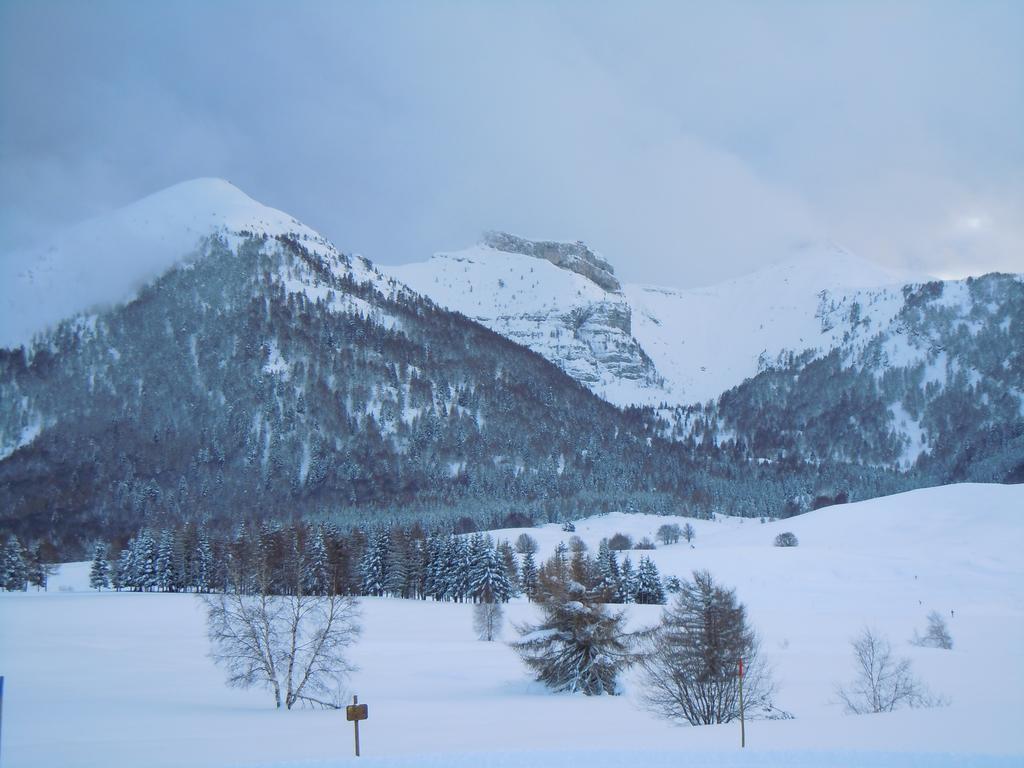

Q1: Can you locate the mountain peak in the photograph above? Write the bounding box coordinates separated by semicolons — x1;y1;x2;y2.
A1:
0;178;333;349
481;231;621;292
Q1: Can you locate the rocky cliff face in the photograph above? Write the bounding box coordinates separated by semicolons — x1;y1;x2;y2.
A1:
482;231;622;292
388;235;671;406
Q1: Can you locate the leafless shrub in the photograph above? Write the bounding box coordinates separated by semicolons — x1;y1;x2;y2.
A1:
474;600;504;641
911;611;953;650
837;627;943;714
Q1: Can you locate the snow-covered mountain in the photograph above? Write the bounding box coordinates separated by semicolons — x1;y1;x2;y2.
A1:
390;234;1023;481
389;237;925;406
0;180;713;550
390;232;669;407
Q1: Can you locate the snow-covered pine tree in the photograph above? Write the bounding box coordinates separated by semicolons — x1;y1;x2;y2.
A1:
155;529;181;592
89;542;110;590
303;527;331;595
133;529;159;591
619;556;637;604
26;543;50;590
437;535;470;602
408;537;429;600
1;535;28;591
511;580;637;695
359;529;389;597
467;535;513;603
423;535;446;600
383;527;412;598
520;550;539;601
497;540;521;597
594;539;621;603
194;527;214;593
634;556;666;604
116;542;136;591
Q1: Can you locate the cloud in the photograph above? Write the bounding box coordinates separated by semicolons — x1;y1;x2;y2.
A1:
1;0;1021;297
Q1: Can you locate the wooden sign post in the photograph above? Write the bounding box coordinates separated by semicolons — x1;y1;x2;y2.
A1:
346;694;368;757
738;658;745;748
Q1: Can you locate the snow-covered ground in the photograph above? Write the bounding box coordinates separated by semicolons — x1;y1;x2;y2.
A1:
1;483;1022;767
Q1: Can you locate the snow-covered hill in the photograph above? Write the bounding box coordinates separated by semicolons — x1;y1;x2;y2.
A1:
2;483;1021;767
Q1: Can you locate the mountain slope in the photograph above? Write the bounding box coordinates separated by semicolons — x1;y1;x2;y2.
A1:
684;272;1024;482
391;236;1022;484
0;183;704;551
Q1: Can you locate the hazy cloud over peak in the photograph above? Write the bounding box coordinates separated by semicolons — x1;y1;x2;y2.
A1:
1;0;1021;288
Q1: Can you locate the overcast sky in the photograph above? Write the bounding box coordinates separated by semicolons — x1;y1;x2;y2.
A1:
1;0;1021;288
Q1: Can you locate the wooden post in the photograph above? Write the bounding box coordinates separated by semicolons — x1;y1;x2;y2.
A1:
352;694;360;757
345;693;368;757
738;658;745;748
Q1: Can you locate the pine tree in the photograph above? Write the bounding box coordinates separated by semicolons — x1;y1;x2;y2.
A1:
640;570;773;724
497;540;520;596
359;529;389;597
594;539;621;602
155;529;181;592
116;543;136;591
383;528;412;598
194;527;214;593
619;556;637;604
26;544;50;590
634;556;666;604
520;550;539;601
303;527;331;595
133;530;159;591
89;543;111;590
467;535;513;603
1;535;28;591
451;536;473;602
512;580;637;695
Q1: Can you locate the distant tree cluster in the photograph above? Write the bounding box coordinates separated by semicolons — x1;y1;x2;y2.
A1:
1;534;53;591
531;537;666;606
87;520;520;603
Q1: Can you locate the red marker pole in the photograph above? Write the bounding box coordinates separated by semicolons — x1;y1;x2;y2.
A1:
738;658;745;748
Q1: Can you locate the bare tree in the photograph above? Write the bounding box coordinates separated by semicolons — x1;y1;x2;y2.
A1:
473;600;504;641
514;533;538;555
911;611;953;650
203;590;360;709
682;523;696;544
773;532;799;547
640;570;774;725
657;524;681;545
837;627;937;714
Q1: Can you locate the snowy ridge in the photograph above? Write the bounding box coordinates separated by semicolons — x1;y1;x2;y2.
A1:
389;239;930;407
627;243;925;404
0;178;383;349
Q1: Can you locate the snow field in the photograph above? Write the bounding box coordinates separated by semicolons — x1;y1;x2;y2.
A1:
1;483;1022;767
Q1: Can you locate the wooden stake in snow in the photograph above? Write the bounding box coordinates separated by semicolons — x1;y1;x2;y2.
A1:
738;658;745;748
346;693;368;757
